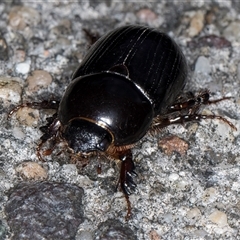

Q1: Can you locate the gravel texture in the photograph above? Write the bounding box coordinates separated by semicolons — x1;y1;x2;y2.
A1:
1;1;240;239
5;182;84;240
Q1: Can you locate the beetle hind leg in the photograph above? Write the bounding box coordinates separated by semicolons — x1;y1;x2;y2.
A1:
152;113;236;133
151;90;236;133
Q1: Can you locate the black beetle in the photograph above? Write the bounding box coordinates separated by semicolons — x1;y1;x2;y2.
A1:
9;25;236;218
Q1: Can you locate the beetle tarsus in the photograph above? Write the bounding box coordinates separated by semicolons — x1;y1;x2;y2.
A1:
125;194;132;221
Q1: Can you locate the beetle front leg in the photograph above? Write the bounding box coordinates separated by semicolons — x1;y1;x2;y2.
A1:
37;117;62;161
115;149;137;220
118;149;137;195
8;100;60;118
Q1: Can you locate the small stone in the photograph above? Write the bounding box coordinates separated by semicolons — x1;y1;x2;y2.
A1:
223;21;240;42
8;6;40;30
15;162;48;180
195;56;211;74
161;213;173;223
141;141;158;155
176;179;189;190
49;19;72;38
209;210;228;227
58;164;78;182
169;173;179;181
149;230;161;240
194;229;208;238
27;70;52;92
0;77;22;104
95;219;137;240
202;187;217;204
75;231;93;240
136;8;157;22
188;11;204;37
12;127;25;139
16;107;39;127
159;135;188;155
187;35;231;49
15;61;31;75
14;49;26;63
186;207;201;220
5;182;84;240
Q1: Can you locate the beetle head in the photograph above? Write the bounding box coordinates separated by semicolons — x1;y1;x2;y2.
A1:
63;119;112;154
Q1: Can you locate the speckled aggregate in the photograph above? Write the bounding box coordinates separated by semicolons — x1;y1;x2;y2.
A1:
1;1;240;239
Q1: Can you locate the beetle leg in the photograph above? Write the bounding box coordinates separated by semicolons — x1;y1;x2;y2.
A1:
37;118;62;161
151;113;236;132
8;100;60;118
115;149;137;219
118;149;137;195
167;90;232;115
151;90;237;132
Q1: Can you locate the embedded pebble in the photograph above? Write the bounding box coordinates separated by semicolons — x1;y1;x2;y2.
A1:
159;135;188;155
8;6;40;30
202;187;217;204
186;207;201;221
194;229;208;238
75;231;93;240
187;35;231;49
169;173;179;181
209;210;228;227
176;179;189;190
95;219;137;240
13;49;26;63
15;162;48;180
188;11;204;37
27;70;52;92
56;54;69;65
12;127;25;139
16;107;39;126
136;8;157;22
149;230;161;240
49;19;72;38
57;164;78;182
141;141;158;155
15;61;31;75
0;77;22;103
5;182;84;240
195;56;211;74
223;21;240;41
161;213;173;223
